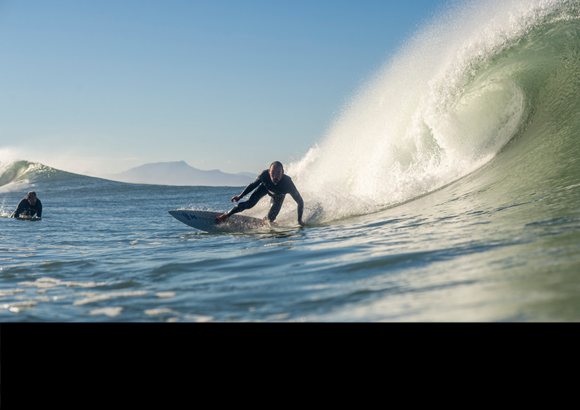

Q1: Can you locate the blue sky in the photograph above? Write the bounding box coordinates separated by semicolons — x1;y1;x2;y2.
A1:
0;0;451;176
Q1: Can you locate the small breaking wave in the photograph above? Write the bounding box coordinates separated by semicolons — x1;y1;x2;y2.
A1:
0;159;67;189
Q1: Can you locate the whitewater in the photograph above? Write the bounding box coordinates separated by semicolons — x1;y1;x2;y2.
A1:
2;0;580;321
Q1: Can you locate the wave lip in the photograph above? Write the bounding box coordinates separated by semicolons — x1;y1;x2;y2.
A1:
0;160;61;188
0;160;33;187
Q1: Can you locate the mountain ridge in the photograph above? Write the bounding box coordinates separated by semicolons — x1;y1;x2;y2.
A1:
104;161;257;186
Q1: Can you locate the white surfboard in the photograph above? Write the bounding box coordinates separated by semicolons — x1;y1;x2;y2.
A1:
0;215;41;221
168;210;268;232
17;216;41;221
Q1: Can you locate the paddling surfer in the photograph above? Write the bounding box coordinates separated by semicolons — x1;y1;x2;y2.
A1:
11;191;42;219
216;161;305;226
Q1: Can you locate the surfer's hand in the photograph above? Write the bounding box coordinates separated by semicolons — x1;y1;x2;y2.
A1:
231;195;241;202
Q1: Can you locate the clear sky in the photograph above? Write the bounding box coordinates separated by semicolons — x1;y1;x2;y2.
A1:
0;0;451;176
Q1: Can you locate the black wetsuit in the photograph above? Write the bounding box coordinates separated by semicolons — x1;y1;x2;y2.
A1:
227;170;304;222
12;198;42;218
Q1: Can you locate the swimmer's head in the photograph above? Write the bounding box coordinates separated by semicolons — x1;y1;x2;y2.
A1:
27;191;37;206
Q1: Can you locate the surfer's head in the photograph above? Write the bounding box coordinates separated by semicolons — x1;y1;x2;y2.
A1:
27;191;37;206
269;161;284;184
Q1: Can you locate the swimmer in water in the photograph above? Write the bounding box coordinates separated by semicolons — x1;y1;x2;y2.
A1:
12;191;42;219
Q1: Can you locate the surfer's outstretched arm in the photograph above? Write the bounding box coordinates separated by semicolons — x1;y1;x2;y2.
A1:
288;183;305;226
228;185;268;216
217;183;268;224
233;176;261;202
218;172;266;224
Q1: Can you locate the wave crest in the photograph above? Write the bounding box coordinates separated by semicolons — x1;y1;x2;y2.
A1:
0;160;60;188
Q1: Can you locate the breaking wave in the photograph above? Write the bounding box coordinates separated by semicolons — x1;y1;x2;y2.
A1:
283;0;580;223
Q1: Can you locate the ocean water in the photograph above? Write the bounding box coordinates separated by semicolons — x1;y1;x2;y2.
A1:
2;0;580;321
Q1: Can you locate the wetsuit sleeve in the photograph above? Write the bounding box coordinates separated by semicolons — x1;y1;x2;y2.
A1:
12;199;26;218
288;182;304;222
238;172;265;199
36;200;42;218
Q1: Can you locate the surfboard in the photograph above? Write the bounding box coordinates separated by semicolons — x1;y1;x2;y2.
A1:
17;216;41;221
3;215;42;221
168;210;269;232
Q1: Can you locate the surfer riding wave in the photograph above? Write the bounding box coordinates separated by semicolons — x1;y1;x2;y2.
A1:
216;161;305;226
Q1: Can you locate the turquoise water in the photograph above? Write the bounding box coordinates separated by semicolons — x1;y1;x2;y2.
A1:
2;0;580;321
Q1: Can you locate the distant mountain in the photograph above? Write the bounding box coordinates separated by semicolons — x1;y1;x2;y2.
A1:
105;161;257;186
236;172;258;180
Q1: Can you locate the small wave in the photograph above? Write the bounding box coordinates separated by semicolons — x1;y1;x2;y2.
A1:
0;159;69;188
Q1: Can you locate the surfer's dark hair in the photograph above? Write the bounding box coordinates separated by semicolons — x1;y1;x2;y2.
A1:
27;191;36;198
270;161;284;171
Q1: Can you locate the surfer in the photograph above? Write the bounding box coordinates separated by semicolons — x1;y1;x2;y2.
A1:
216;161;305;226
11;191;42;219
